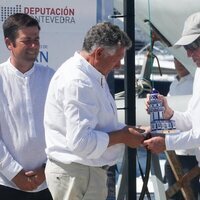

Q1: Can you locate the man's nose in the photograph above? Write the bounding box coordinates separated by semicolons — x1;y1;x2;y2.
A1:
29;40;40;48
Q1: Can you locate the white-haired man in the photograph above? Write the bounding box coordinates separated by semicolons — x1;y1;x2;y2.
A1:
144;12;200;199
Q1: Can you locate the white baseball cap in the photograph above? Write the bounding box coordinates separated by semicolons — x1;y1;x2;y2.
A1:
174;12;200;47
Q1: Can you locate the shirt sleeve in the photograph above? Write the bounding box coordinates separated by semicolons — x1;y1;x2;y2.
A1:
0;140;23;180
62;79;110;159
172;110;192;131
165;128;200;150
166;107;196;150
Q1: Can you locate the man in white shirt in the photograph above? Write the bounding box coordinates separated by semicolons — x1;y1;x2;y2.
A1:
44;22;145;200
168;58;194;96
0;13;54;199
165;58;199;199
144;12;200;199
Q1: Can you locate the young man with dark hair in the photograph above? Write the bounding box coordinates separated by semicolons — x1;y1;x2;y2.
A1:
0;13;54;200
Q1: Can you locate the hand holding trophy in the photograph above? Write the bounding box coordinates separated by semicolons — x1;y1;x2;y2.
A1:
143;88;179;153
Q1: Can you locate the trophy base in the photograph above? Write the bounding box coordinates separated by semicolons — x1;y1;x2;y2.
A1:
151;129;180;135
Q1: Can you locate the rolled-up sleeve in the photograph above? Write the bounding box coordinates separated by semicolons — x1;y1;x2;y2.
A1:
0;140;23;180
172;110;192;131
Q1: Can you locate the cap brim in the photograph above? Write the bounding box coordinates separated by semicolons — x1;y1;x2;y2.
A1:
173;34;200;48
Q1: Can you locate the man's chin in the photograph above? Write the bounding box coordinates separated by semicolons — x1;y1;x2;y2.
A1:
26;56;38;62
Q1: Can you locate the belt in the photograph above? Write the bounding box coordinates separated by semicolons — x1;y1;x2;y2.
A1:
100;165;110;170
49;159;110;171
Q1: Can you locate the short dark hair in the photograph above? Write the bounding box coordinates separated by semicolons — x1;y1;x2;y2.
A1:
3;13;40;43
82;22;132;53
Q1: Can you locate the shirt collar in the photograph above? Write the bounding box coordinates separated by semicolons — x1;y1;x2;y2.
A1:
75;52;106;87
7;58;35;78
176;74;191;82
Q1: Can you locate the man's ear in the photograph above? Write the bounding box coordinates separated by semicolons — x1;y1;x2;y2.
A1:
95;47;104;58
4;37;13;50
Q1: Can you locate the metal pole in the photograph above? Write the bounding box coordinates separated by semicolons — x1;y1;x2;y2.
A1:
124;0;136;200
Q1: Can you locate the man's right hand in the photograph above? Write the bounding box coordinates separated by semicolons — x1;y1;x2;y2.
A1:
143;135;166;153
109;126;146;148
12;169;39;191
122;126;145;148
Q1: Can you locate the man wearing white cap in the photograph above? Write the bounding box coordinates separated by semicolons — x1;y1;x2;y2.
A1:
174;12;200;48
143;12;200;199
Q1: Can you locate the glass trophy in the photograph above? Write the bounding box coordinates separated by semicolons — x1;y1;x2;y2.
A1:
149;88;180;135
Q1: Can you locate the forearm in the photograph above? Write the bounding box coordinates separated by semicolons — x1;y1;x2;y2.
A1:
163;106;174;119
109;126;145;148
108;129;125;146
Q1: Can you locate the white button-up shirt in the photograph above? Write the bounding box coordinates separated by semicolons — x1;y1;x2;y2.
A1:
0;59;54;191
168;74;194;96
166;68;200;166
44;52;125;167
168;73;194;155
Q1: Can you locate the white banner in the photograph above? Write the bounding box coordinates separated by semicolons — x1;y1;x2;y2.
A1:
0;0;97;70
